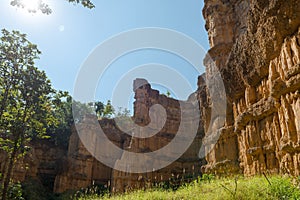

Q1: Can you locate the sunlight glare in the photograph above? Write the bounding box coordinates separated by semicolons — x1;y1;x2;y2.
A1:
22;0;40;11
14;0;55;24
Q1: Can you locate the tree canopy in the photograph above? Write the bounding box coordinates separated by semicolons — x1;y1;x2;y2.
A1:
10;0;95;14
0;29;72;200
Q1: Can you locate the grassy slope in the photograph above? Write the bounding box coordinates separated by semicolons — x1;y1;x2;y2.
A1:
80;176;300;200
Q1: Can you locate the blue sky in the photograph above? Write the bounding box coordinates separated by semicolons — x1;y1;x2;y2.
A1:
0;0;209;110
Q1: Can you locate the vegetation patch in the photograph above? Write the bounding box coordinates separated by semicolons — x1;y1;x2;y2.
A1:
77;175;300;200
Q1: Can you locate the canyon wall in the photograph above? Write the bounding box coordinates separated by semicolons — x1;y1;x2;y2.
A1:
2;0;300;194
53;78;204;193
111;79;204;192
53;119;128;193
201;0;300;176
0;78;204;194
0;141;66;191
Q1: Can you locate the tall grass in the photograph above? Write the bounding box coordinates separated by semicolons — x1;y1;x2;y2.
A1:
78;175;300;200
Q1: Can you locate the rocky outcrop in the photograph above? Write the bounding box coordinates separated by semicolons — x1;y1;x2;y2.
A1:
0;78;204;194
53;79;204;193
111;79;204;192
201;0;300;176
53;119;129;193
0;141;66;191
2;0;300;193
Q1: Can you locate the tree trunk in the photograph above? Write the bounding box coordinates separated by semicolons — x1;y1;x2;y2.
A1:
1;143;17;200
0;155;9;194
1;108;28;199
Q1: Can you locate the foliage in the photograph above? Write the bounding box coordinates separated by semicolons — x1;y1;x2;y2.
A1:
200;173;215;182
0;24;82;199
46;91;73;149
269;176;300;199
50;184;110;200
166;90;171;97
47;93;96;148
72;184;110;199
72;100;94;122
10;0;95;15
79;175;300;200
68;0;95;9
0;28;56;144
6;182;24;200
0;29;64;200
103;100;114;118
21;179;52;200
10;0;52;14
115;107;130;118
93;100;116;119
114;107;131;127
94;101;105;118
151;174;198;192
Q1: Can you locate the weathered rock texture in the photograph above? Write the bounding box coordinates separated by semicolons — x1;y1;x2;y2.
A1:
0;141;66;191
0;78;204;194
111;79;204;192
54;79;204;193
201;0;300;176
2;0;300;193
53;121;127;193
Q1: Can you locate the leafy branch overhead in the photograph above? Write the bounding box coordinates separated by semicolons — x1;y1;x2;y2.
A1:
68;0;95;9
10;0;95;15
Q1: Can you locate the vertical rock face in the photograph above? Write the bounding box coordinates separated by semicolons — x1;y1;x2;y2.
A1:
201;0;300;176
0;141;66;191
53;119;129;193
200;0;249;174
0;78;204;194
111;79;204;193
53;78;204;193
3;0;300;193
236;31;300;176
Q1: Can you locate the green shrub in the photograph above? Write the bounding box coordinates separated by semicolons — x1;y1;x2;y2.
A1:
269;176;300;200
22;179;54;200
74;175;300;200
7;182;24;200
71;184;109;199
200;174;215;183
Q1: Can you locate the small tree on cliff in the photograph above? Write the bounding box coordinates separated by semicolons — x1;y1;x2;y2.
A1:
94;101;105;119
0;29;58;200
166;90;171;97
103;100;114;118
